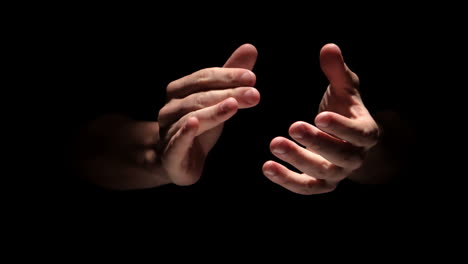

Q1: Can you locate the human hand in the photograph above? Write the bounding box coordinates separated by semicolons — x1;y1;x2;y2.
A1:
157;44;260;185
73;44;259;189
262;43;380;194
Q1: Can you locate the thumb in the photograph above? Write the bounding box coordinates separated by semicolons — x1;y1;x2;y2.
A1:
163;117;204;186
320;43;359;95
223;43;258;70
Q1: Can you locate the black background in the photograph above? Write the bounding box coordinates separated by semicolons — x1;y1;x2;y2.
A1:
21;6;461;226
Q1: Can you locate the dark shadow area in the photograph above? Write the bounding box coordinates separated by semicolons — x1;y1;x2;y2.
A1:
24;10;456;228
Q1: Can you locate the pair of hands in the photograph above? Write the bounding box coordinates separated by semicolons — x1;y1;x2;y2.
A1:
158;43;379;194
75;43;380;194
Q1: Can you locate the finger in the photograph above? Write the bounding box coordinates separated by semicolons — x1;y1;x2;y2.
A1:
167;97;239;138
159;87;260;127
320;43;360;96
289;121;365;170
269;137;345;181
224;43;258;70
314;112;380;148
163;117;203;186
263;161;336;195
167;67;256;99
184;86;260;110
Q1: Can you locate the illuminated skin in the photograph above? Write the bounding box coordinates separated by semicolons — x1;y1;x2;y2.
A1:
74;44;259;189
157;44;259;186
262;44;382;195
75;43;406;193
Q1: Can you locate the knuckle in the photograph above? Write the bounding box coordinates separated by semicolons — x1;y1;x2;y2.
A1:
226;69;236;82
300;179;331;195
359;126;380;146
194;93;206;109
315;160;332;178
192;69;209;86
195;68;209;79
196;67;218;83
210;107;222;122
303;179;318;193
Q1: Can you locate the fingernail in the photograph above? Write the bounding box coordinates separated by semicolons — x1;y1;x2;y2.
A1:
240;71;255;85
291;132;304;139
243;88;257;104
264;169;277;180
272;146;287;155
316;119;328;128
291;125;305;139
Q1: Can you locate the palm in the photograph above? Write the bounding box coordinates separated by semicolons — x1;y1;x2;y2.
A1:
319;82;365;119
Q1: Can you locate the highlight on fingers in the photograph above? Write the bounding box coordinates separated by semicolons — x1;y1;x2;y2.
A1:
224;43;258;70
190;97;239;137
288;121;364;170
315;111;379;148
269;135;346;181
163;96;240;139
262;161;335;195
189;86;260;110
158;87;260;129
166;67;256;99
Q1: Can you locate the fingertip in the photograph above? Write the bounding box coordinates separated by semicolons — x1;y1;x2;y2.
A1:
237;43;258;61
289;121;308;139
320;43;345;71
186;116;199;126
262;160;272;171
289;121;308;132
270;136;289;155
262;161;278;179
224;43;258;70
315;112;332;128
320;43;341;54
269;136;286;148
220;97;239;113
240;43;258;54
242;88;260;106
320;43;343;61
240;70;256;86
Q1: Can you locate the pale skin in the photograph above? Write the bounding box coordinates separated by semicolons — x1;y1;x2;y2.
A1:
262;43;381;195
262;43;414;194
73;44;259;189
74;43;407;192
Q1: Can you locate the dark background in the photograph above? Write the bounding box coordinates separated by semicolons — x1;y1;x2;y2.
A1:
22;7;460;224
